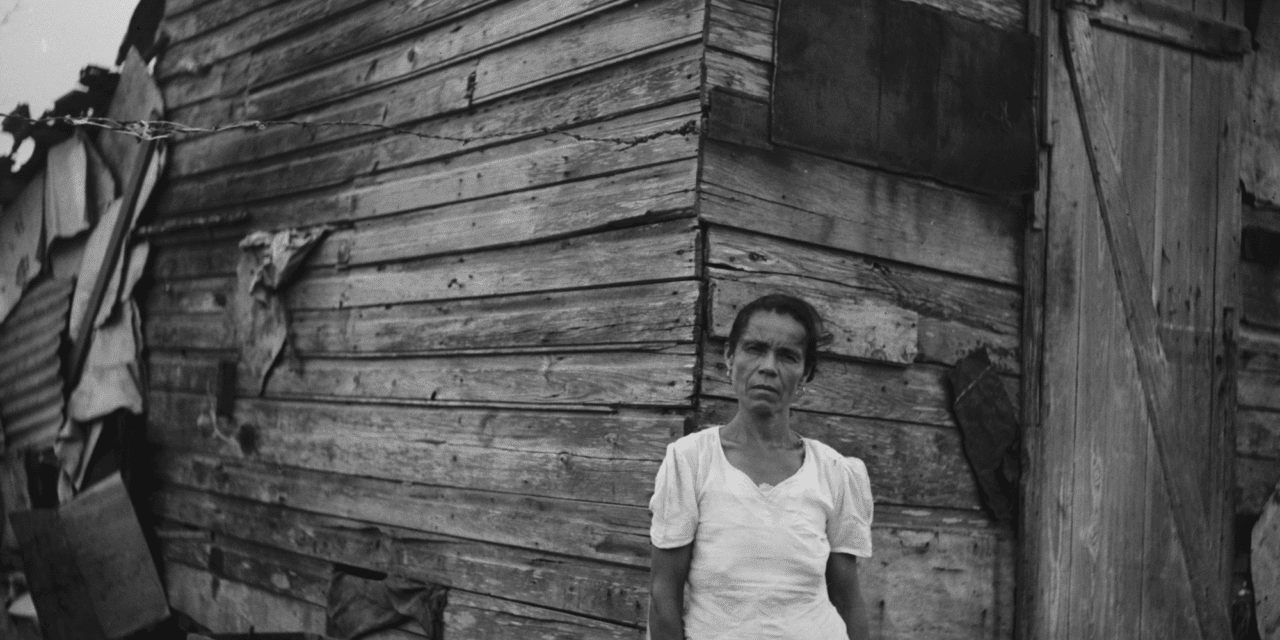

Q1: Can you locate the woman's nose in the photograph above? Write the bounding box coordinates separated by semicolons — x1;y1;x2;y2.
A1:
758;351;779;373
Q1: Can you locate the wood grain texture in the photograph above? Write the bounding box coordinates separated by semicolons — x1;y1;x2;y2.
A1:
158;102;700;217
1237;455;1280;515
154;452;655;566
153;482;1013;639
286;220;698;311
301;161;698;266
704;48;770;100
166;0;701;128
151;239;238;279
288;281;700;354
706;226;1021;371
160;536;640;640
700;141;1023;284
1238;408;1280;459
165;562;331;634
147;391;673;505
148;349;695;408
146;280;700;354
1243;261;1280;329
152;487;654;624
168;47;701;179
706;0;772;62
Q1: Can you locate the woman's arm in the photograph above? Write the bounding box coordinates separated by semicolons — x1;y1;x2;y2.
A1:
649;543;693;640
826;552;870;640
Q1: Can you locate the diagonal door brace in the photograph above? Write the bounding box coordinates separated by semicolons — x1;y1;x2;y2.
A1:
1060;7;1232;639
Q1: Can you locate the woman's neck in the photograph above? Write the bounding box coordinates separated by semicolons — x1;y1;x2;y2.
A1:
725;408;794;447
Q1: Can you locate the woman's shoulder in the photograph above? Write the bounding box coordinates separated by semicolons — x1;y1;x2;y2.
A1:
804;437;868;476
668;425;721;457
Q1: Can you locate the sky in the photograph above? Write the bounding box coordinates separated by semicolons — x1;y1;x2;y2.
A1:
0;0;138;162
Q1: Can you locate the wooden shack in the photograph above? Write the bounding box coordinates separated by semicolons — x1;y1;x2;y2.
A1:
135;0;1276;637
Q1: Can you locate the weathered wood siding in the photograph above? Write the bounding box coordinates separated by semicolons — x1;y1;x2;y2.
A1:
700;0;1023;637
147;0;702;634
1238;1;1280;520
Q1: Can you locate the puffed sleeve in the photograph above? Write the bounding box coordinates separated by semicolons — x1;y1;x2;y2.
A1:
649;442;698;548
827;456;874;558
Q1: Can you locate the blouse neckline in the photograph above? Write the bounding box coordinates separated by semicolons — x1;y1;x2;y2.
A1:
713;426;810;493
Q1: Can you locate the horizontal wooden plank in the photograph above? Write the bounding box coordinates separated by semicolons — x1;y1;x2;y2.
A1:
1237;455;1280;515
1244;261;1280;330
145;280;701;354
709;271;920;365
152;392;677;460
159;102;700;216
289;281;700;354
706;89;771;149
447;591;644;640
704;48;770;99
150;239;239;279
1240;325;1280;372
161;533;332;606
302;160;698;267
170;0;701;128
700;141;1024;284
286;219;699;310
707;225;1021;371
148;348;696;408
707;0;773;62
913;0;1023;30
146;276;232;314
161;0;286;45
154;477;1012;638
168;35;701;180
148;391;672;505
1241;368;1280;412
700;399;983;511
154;452;655;566
163;537;639;639
1238;408;1280;459
152;487;653;624
1244;202;1280;236
160;0;363;79
165;562;330;634
144;313;236;351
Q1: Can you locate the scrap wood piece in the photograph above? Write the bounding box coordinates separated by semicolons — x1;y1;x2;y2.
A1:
0;171;46;324
1062;8;1231;637
1254;482;1280;639
44;133;91;247
98;49;163;186
327;570;447;640
236;227;331;395
69;139;158;387
69;242;150;423
10;472;168;639
944;348;1020;528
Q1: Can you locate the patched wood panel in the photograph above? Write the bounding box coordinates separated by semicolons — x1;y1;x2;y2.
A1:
771;0;1036;194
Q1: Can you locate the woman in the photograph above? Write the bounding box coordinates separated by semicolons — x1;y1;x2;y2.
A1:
648;294;872;640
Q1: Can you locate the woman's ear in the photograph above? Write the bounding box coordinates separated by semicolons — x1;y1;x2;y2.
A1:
723;345;734;382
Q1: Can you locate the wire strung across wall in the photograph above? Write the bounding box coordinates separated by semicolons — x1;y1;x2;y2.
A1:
0;112;701;149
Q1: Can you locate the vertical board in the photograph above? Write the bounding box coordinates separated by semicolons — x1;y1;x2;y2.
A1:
1037;4;1241;638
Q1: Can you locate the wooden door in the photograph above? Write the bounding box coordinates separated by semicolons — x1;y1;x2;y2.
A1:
1031;1;1246;638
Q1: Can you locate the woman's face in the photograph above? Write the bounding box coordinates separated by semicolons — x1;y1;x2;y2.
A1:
726;310;809;417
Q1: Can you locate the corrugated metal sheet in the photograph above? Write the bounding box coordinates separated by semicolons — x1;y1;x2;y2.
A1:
0;277;73;451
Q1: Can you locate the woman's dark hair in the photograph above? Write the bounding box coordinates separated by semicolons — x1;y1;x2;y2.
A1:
726;293;826;382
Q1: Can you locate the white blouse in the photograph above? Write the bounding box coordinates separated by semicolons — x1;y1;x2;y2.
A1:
649;426;874;640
